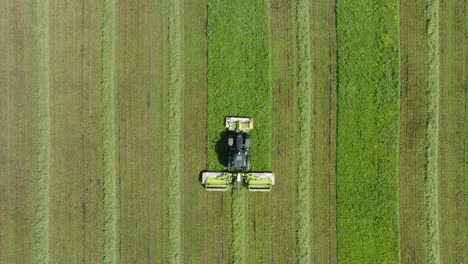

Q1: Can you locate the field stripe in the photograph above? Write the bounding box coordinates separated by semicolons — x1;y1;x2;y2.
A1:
166;0;184;262
466;0;468;260
398;0;429;262
295;0;313;261
116;0;162;262
101;0;119;263
269;0;298;263
336;0;400;262
48;0;107;262
309;0;337;262
33;0;51;262
0;1;11;262
425;0;441;262
0;2;43;263
437;0;467;262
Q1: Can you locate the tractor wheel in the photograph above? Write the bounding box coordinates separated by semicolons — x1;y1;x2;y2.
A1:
244;135;251;149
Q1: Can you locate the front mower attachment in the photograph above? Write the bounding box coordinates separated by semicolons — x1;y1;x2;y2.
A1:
201;171;275;192
225;117;253;132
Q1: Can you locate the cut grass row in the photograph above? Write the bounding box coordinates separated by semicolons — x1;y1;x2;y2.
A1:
207;0;272;263
101;0;119;263
34;0;51;263
166;0;184;262
336;0;400;262
295;0;313;262
425;0;441;262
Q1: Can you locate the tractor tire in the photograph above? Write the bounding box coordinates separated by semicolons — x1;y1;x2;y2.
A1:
244;135;251;149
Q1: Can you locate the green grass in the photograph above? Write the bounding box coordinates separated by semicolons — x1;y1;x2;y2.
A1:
295;0;312;262
207;0;271;263
424;0;441;262
336;0;400;262
100;0;118;263
33;0;51;263
166;0;184;263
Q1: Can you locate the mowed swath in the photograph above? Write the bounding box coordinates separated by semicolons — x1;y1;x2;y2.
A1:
269;0;298;263
0;2;41;263
181;0;210;263
116;0;163;262
48;0;104;263
309;0;337;262
398;0;427;262
437;0;466;261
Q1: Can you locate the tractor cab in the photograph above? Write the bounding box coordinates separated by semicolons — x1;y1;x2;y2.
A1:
227;131;250;172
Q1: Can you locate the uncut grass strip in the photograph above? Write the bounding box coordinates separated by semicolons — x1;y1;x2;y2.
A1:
207;0;273;263
295;0;313;262
336;0;399;262
33;0;51;263
101;0;119;263
424;0;441;262
167;0;184;262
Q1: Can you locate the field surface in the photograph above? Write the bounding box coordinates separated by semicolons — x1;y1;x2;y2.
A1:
0;0;466;264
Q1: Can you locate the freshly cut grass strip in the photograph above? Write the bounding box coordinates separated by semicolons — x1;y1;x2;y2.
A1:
424;0;441;262
167;0;184;262
295;0;312;262
33;1;51;263
231;193;248;264
101;0;118;263
207;1;272;263
336;0;399;262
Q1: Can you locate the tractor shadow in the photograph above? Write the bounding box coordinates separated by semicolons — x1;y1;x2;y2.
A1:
215;130;229;167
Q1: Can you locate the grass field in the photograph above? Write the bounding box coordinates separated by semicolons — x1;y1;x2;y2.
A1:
0;0;467;263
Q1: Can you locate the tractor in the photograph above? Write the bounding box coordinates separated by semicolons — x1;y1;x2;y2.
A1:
201;117;275;193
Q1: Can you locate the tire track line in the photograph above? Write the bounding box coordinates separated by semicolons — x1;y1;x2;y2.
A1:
101;0;119;263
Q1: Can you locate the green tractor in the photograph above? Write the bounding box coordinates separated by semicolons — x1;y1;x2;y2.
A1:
201;117;275;193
